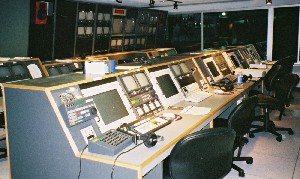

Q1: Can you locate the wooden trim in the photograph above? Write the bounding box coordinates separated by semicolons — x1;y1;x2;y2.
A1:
2;83;46;91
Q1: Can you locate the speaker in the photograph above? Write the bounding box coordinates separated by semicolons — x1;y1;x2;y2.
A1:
35;1;48;24
133;132;158;148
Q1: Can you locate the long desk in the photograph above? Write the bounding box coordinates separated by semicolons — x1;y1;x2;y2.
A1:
3;73;259;179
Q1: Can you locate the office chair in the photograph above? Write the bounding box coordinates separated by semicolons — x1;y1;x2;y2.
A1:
250;73;299;142
214;95;258;177
273;56;296;76
249;64;283;97
164;128;236;179
0;112;6;159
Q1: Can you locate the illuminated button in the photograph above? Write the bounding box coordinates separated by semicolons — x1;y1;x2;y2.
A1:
137;107;144;116
154;100;161;107
143;104;150;113
149;102;155;110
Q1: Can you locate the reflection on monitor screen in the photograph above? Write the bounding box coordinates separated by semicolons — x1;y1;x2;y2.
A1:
112;18;123;34
12;65;27;77
0;66;12;78
48;67;61;76
170;64;182;76
59;65;71;74
230;55;240;67
207;61;220;77
179;63;190;74
156;74;179;98
122;75;139;92
93;89;129;125
86;11;94;20
78;11;86;20
135;72;150;87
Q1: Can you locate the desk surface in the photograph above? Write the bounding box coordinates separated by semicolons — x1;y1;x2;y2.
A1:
81;81;257;178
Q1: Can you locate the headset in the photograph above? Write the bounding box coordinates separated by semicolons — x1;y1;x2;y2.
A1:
132;132;158;148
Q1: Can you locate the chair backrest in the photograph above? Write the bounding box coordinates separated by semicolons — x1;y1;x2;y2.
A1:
264;65;283;91
167;128;236;179
228;96;258;136
274;56;296;76
274;73;300;106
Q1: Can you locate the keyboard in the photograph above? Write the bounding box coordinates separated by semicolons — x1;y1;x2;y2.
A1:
223;74;237;82
88;130;133;156
184;90;212;103
130;116;171;135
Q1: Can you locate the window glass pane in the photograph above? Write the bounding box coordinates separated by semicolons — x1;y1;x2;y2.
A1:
273;7;299;60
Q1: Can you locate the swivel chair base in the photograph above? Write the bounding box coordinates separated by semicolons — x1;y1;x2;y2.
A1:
232;156;253;177
250;109;294;142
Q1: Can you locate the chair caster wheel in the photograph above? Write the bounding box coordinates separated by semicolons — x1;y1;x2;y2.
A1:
246;158;253;164
276;136;282;142
238;170;245;177
249;133;255;138
288;130;294;135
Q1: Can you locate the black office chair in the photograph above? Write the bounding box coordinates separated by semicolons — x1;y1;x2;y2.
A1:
250;73;299;142
0;112;7;159
273;56;296;77
163;128;236;179
214;95;258;177
249;64;283;97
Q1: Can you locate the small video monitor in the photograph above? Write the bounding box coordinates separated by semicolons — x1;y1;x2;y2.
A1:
111;39;117;47
47;66;61;76
78;27;85;35
135;72;150;88
98;13;104;21
117;39;123;46
78;11;86;20
112;18;123;34
59;65;72;74
103;27;109;34
125;18;135;34
156;74;179;98
86;11;94;21
170;64;182;76
0;66;12;79
179;63;190;74
85;27;93;35
104;13;111;21
97;27;103;34
121;75;139;92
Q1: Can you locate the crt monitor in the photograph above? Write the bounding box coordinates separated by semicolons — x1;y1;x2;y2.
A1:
11;64;30;79
59;65;72;74
47;66;62;76
80;78;135;133
148;67;184;106
0;66;13;82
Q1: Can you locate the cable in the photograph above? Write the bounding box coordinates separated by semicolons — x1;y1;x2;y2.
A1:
78;145;88;179
110;143;143;179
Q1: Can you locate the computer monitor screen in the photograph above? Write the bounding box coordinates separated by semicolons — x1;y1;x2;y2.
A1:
179;63;190;74
86;27;93;35
93;89;129;126
104;13;111;21
156;74;179;98
229;54;241;67
207;61;220;77
170;64;182;76
0;66;12;78
202;57;223;82
121;75;139;92
11;65;28;77
59;65;72;74
78;27;85;35
47;67;61;76
135;72;150;87
80;79;135;133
